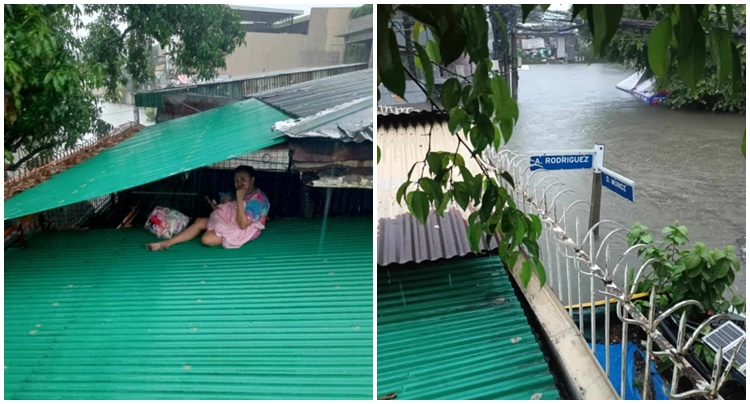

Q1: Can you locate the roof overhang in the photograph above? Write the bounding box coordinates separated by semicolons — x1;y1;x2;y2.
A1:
4;99;290;220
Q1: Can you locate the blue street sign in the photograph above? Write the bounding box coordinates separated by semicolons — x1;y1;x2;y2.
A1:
601;168;634;202
529;154;594;171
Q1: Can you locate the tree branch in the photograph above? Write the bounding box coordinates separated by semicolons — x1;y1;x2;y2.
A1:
402;65;491;179
5;141;58;172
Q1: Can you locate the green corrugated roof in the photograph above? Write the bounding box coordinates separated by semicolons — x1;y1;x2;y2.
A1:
377;257;561;400
5;217;372;399
4;99;289;220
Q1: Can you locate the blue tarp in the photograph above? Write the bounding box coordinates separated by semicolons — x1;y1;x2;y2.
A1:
591;343;670;400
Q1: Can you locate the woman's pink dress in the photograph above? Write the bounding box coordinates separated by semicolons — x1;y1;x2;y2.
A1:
207;189;269;249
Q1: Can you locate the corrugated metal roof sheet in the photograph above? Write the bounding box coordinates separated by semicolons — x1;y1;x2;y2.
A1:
376;111;483;220
252;69;373;143
377;256;561;400
135;64;367;107
4;99;289;220
273;98;372;143
4;217;372;399
253;69;372;118
377;208;497;267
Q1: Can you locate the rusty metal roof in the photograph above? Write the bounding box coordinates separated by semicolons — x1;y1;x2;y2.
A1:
377;111;490;265
377;256;561;399
4;217;372;399
377;208;497;267
253;69;373;142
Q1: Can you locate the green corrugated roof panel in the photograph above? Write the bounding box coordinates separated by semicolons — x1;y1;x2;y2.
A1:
4;99;289;220
377;257;561;400
5;217;372;399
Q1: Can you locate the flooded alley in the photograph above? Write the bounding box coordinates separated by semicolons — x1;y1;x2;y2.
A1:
508;63;746;296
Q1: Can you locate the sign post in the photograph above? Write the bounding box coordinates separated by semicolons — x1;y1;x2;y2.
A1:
588;144;604;236
528;144;634;238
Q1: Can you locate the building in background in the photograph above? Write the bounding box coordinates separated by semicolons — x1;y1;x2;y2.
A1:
222;6;358;78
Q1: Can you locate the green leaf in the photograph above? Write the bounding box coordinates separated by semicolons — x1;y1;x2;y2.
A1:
499;171;515;189
468;222;482;252
479;181;498;222
591;5;623;57
440;78;462;110
514;216;526;245
490;76;517;122
377;146;381;164
534;259;546;287
521;5;537;23
499;118;513;144
440;24;467;65
639;5;651;20
710;28;732;84
411;20;423;43
492;126;501;150
396;181;410;205
452;152;465;167
453;182;470;210
676;6;705;90
468;61;488;101
378;16;406;98
648;18;673;80
730;42;742;95
742;130;746;157
571;5;586;20
520;261;533;287
448;107;467;134
407;190;430;224
414;42;435;95
418;177;443;206
473;113;493;153
425;40;441;65
491;11;509;50
436;189;452;217
426;152;444;175
530;214;542;238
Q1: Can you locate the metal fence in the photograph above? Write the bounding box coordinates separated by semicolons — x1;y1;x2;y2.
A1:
485;148;744;400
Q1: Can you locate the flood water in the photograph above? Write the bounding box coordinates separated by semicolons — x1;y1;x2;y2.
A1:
507;63;746;298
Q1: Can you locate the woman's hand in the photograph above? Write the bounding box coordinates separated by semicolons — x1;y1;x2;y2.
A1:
236;186;246;201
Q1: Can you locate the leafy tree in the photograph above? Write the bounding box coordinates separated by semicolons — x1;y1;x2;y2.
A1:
590;5;746;112
377;4;746;288
82;4;245;102
4;5;106;172
4;4;245;172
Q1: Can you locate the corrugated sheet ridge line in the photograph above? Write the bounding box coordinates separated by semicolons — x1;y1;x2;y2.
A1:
377;257;561;400
377;208;497;266
4;99;289;220
5;217;372;399
253;69;373;119
377;116;494;265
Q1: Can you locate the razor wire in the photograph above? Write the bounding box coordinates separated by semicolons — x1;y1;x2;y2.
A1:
484;148;742;400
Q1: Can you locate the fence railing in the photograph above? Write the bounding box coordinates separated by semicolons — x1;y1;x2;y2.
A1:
484;148;743;400
5;122;139;183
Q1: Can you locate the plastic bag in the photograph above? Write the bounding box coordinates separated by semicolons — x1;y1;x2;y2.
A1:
144;207;190;239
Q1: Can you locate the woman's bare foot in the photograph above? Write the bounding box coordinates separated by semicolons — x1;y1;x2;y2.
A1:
145;242;170;251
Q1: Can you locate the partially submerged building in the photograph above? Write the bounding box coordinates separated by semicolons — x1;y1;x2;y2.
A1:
4;70;373;399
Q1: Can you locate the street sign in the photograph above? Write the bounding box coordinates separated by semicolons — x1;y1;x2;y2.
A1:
601;167;635;202
529;152;594;171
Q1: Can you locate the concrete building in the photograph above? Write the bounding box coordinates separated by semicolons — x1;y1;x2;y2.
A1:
222;7;358;78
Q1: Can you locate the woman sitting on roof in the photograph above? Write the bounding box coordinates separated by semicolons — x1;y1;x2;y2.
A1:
145;165;269;251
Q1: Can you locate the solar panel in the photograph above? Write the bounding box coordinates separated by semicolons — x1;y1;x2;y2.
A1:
703;321;746;373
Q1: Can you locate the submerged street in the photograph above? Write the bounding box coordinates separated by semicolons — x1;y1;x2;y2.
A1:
508;63;746;297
